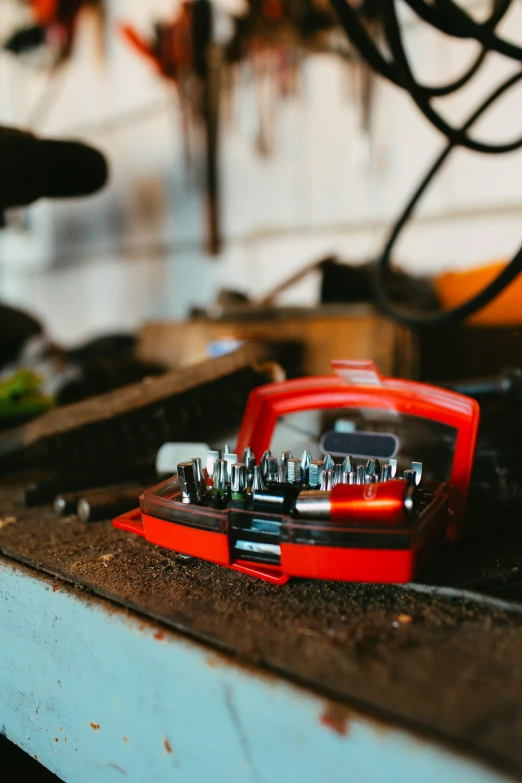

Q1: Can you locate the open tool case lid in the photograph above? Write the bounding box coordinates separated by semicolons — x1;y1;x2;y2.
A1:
236;360;480;533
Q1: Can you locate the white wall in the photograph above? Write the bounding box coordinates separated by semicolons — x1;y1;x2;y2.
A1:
0;0;521;344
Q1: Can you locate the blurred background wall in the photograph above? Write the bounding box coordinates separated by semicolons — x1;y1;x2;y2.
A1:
0;0;521;344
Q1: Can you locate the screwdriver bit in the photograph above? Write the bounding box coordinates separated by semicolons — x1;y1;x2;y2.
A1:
323;453;335;472
412;461;423;486
404;469;416;486
343;471;355;485
212;459;228;492
260;450;272;479
286;458;302;485
277;466;286;484
206;450;219;483
333;464;344;486
212;459;228;507
281;451;293;468
366;458;380;478
242;447;255;464
381;464;391;482
177;462;198;504
308;460;325;489
342;455;354;474
231;463;248;500
266;457;279;483
321;469;334;491
191;457;206;498
300;449;312;483
223;451;238;481
222;444;231;455
365;473;378;484
251;465;266;493
389;459;398;478
356;465;365;485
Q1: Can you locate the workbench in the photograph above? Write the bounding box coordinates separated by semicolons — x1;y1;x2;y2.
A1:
1;478;522;783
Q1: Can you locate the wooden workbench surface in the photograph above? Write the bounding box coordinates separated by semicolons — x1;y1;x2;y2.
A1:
1;480;522;779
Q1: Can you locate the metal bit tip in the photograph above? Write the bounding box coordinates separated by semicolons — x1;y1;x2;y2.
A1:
231;463;248;494
403;469;416;486
265;457;279;482
333;463;344;486
281;450;293;467
320;469;334;491
212;459;228;492
342;455;354;474
251;465;266;492
177;461;198;502
411;461;423;486
389;459;398;478
323;454;335;472
286;458;302;485
308;460;325;489
356;465;366;485
242;447;255;464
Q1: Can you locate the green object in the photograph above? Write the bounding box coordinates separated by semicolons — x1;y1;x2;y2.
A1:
0;369;54;419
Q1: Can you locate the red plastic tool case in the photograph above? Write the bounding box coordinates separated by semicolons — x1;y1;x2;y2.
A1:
114;360;479;585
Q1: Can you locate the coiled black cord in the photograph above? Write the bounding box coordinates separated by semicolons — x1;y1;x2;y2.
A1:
329;0;522;326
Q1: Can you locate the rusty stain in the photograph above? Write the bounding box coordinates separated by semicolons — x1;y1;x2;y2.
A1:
108;763;126;774
52;584;60;592
154;631;165;641
64;738;68;742
60;727;63;731
90;723;100;730
123;736;128;743
320;703;351;736
55;738;59;742
34;755;38;761
164;739;172;753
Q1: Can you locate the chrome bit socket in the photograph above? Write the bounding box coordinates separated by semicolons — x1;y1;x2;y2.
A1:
286;458;302;485
356;465;365;485
231;463;248;499
266;456;279;483
177;461;198;504
321;469;334;491
333;464;344;486
308;460;325;489
260;450;272;478
191;457;206;498
212;459;228;493
251;465;266;492
381;464;391;482
343;471;355;485
242;447;255;465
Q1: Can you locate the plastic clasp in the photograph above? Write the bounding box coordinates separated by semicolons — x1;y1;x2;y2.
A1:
331;360;383;386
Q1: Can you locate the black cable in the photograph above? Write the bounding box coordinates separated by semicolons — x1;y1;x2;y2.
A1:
383;1;522;154
435;0;522;61
329;0;490;97
374;70;522;326
328;0;522;326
